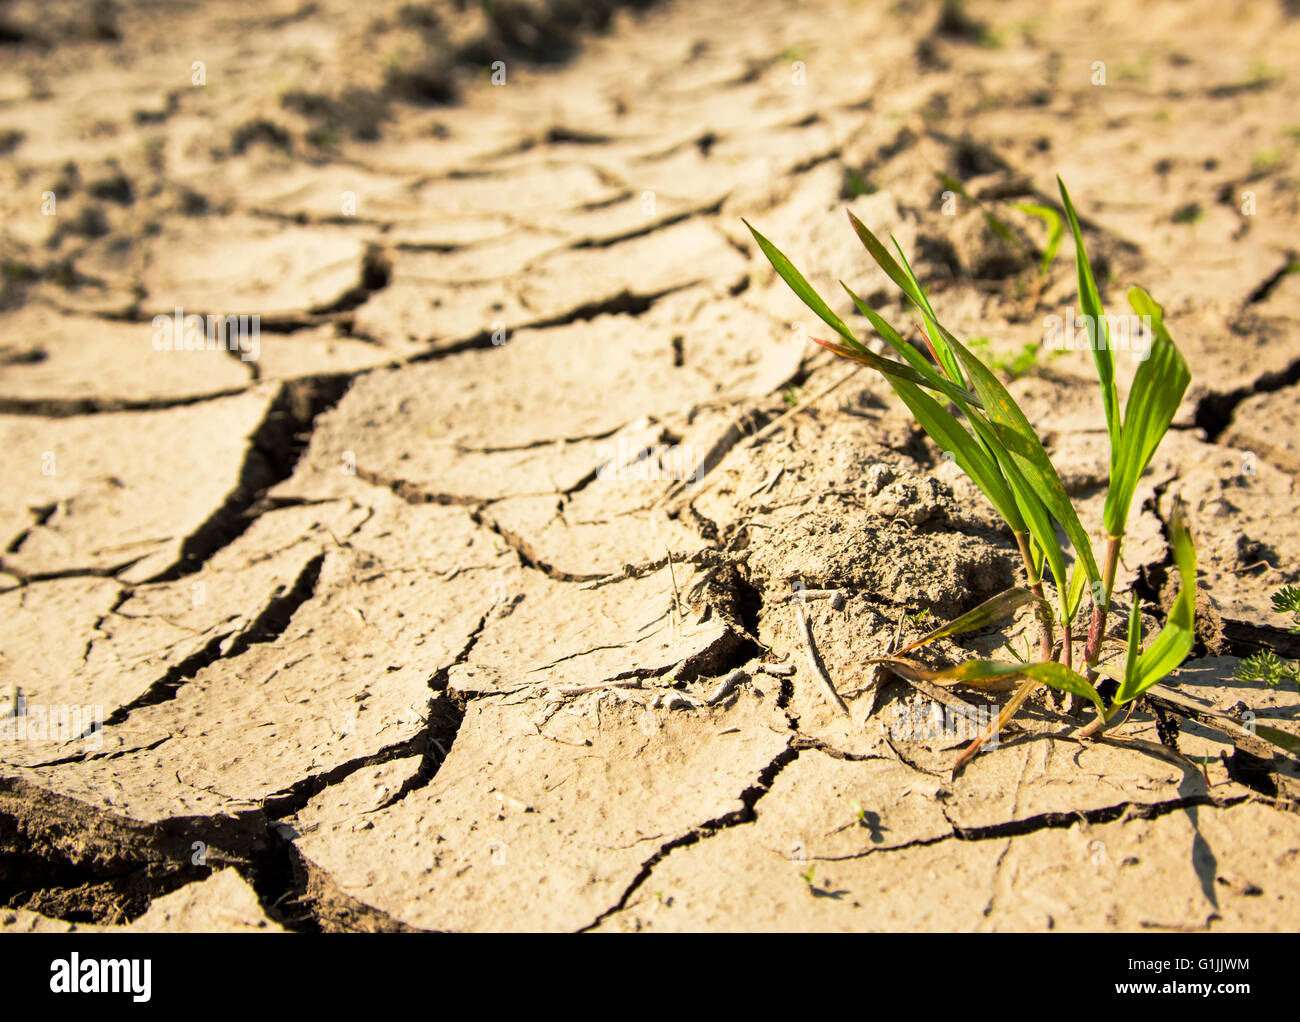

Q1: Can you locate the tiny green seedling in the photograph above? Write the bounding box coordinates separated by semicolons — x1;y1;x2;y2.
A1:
969;336;1059;381
1235;651;1300;692
1252;149;1285;174
745;178;1208;768
1233;585;1300;693
934;173;1065;285
842;169;877;199
1271;584;1300;632
798;864;816;886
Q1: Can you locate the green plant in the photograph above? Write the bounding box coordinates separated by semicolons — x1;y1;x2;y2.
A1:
1248;59;1281;85
2;261;38;283
1232;585;1300;692
1115;55;1152;82
1235;651;1300;692
969;336;1059;381
842;168;877;199
934;173;1065;285
1252;148;1284;174
1271;584;1300;632
744;178;1201;767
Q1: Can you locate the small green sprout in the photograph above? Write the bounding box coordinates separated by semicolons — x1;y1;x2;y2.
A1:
1232;585;1300;693
969;336;1055;381
1014;203;1065;277
1252;149;1284;174
2;261;38;283
1271;584;1300;632
842;169;877;199
306;128;339;150
744;178;1205;768
999;634;1033;665
1234;651;1300;692
1249;60;1281;85
934;173;1065;283
1115;56;1152;82
798;864;816;886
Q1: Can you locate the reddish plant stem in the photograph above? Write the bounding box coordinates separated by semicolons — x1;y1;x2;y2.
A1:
1014;532;1054;663
1081;535;1123;680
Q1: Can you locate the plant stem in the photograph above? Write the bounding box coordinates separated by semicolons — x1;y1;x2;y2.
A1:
1063;620;1072;670
1081;535;1122;678
1076;708;1112;739
1014;532;1053;662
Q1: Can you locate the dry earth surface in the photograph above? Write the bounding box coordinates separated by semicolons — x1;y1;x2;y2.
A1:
1;0;1299;931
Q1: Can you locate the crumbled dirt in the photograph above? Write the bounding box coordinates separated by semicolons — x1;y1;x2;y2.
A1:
1;0;1299;931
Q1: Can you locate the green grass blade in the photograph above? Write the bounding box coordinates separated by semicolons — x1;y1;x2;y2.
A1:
935;172;970;199
843;209;966;387
1255;724;1300;757
864;228;1097;589
839;283;983;407
949;396;1068;593
869;658;1024;690
887;377;1025;531
896;587;1048;654
991;437;1070;596
743;219;860;349
880;244;1093;592
1065;558;1089;623
845;209;924;307
841;281;931;369
1115;507;1197;704
981;210;1017;245
890;239;967;389
1120;598;1142;692
939;323;1101;586
1025;662;1107;717
1014;203;1064;276
874;658;1106;717
809;335;980;403
1057;177;1120;457
1102;287;1190;536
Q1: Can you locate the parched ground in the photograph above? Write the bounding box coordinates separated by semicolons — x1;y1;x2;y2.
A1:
1;0;1299;932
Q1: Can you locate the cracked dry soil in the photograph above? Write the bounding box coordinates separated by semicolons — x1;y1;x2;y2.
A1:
1;0;1299;932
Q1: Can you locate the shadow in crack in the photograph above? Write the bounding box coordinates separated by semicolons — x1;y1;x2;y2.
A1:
1177;773;1219;912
